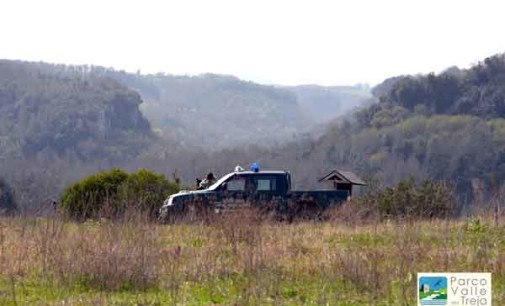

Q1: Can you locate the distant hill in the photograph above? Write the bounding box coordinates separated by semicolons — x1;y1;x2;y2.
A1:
288;84;371;122
91;68;370;147
0;61;371;150
0;60;153;161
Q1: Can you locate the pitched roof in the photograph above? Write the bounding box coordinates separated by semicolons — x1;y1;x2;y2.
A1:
318;170;366;185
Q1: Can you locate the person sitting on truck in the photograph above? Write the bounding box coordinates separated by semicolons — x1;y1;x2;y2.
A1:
199;172;217;189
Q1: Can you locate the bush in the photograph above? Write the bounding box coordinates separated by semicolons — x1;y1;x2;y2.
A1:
337;177;454;221
59;168;179;219
122;169;180;217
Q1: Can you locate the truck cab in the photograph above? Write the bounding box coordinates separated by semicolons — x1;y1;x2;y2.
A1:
160;171;290;215
212;170;290;196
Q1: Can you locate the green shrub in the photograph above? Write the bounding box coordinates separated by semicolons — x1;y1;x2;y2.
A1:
59;168;129;219
122;169;179;217
59;168;179;219
349;177;453;220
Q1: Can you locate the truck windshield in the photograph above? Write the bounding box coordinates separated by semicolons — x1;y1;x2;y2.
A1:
207;173;235;190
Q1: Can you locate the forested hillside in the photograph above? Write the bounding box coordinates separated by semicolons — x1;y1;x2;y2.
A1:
91;68;370;147
360;55;505;127
0;60;371;154
0;60;153;162
291;54;505;201
311;54;505;201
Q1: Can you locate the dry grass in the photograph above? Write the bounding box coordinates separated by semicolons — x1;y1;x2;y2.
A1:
0;210;504;305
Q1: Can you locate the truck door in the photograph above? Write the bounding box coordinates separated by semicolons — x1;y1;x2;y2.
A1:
250;175;283;203
221;175;250;209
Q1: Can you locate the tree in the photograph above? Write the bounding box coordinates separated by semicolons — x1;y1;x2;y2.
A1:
0;178;17;214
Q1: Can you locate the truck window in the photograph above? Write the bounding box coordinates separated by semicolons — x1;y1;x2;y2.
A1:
227;177;246;191
256;177;277;191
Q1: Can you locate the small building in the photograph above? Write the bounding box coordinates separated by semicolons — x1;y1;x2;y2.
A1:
421;283;430;293
318;170;366;197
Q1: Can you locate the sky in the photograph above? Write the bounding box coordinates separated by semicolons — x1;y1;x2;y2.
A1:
1;0;505;86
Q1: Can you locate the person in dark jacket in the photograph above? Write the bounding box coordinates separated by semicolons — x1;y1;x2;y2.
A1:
198;172;217;189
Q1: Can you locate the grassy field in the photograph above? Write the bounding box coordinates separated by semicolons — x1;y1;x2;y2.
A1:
0;213;504;305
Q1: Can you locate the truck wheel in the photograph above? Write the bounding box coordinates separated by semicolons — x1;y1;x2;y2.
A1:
159;209;177;224
295;200;322;221
184;201;208;222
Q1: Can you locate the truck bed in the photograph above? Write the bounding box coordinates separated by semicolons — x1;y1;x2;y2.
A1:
290;190;349;208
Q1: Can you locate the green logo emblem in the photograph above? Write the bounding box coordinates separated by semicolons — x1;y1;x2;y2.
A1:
419;276;447;305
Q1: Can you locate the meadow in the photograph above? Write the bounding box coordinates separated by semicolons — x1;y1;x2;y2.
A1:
0;212;504;305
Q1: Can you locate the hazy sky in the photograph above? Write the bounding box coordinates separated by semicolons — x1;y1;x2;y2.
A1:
1;0;505;86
